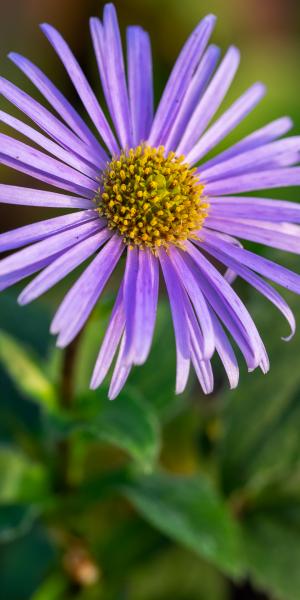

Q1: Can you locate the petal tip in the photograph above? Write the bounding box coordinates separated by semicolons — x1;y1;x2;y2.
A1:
50;322;60;335
255;81;267;95
40;23;55;37
17;293;28;306
206;13;217;22
227;45;241;62
229;376;239;390
8;52;18;62
108;389;118;401
103;3;117;18
89;378;98;391
56;338;66;349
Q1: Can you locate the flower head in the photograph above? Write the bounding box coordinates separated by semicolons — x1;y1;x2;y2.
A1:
97;145;207;250
1;3;300;398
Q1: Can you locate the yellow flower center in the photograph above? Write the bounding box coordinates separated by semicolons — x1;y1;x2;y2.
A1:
95;145;208;251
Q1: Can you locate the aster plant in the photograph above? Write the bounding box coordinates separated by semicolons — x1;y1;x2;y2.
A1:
1;2;300;401
3;5;300;599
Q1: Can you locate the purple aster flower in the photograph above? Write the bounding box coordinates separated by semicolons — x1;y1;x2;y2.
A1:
1;3;300;399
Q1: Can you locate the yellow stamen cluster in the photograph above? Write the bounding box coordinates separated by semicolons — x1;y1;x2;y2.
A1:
95;145;208;251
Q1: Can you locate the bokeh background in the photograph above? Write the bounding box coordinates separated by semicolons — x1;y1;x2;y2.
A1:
1;1;300;599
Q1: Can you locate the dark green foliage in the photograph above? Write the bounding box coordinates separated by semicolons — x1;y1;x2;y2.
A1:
2;259;300;600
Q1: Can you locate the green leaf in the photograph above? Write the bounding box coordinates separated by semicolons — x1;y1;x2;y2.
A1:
126;546;228;600
30;574;68;600
0;446;49;504
0;329;57;411
0;525;56;598
75;388;161;472
122;471;244;577
0;505;39;543
218;250;300;496
243;505;300;600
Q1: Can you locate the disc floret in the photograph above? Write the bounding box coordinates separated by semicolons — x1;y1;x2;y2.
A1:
95;145;208;251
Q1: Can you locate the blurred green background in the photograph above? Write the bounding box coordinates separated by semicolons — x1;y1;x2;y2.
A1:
1;1;300;599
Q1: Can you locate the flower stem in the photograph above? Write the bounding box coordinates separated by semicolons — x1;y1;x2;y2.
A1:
61;335;81;410
57;333;82;492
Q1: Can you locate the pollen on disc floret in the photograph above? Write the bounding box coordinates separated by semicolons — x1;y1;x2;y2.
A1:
95;145;208;252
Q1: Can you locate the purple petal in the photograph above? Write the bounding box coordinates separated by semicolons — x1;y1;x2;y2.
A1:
205;167;300;195
177;46;240;157
260;352;270;375
122;248;159;366
52;235;124;346
185;241;266;369
186;82;266;165
18;228;111;305
190;265;259;369
165;45;220;153
224;267;238;285
0;133;96;190
91;9;133;150
9;52;106;157
209;196;300;223
123;247;139;363
201;137;300;182
183;294;214;393
202;229;300;294
190;348;214;395
40;23;119;155
90;17;115;123
133;249;159;364
0;185;92;208
0;254;63;292
0;77;102;168
0;133;97;197
0;110;100;179
0;154;94;197
211;312;239;389
200;116;293;171
205;217;300;254
148;14;216;147
108;334;132;400
202;239;295;341
127;26;154;145
217;233;242;284
0;218;101;278
90;283;125;390
101;4;133;148
169;247;215;359
159;250;190;394
0;209;101;251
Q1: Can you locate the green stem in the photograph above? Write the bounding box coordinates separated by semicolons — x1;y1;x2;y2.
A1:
53;334;101;592
60;333;82;410
57;333;82;492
